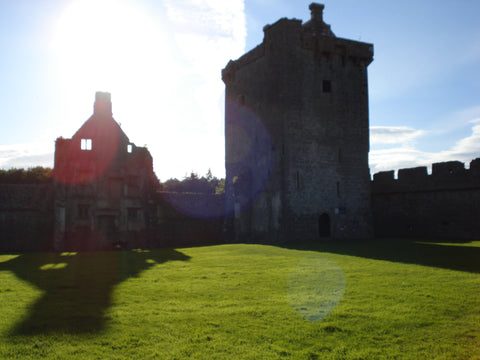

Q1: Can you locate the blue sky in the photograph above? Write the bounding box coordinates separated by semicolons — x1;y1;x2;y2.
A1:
1;0;479;180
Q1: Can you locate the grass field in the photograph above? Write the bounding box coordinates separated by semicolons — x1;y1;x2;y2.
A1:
0;239;479;359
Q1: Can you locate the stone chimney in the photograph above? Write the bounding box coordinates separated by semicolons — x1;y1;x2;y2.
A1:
309;3;325;22
93;91;112;116
304;3;335;37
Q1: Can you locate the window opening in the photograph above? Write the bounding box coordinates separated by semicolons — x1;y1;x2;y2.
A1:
128;208;138;221
127;144;133;153
322;80;332;93
78;205;89;220
81;138;92;151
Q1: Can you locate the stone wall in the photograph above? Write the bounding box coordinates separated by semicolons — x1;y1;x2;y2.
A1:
2;156;480;251
223;4;374;242
0;184;55;251
371;158;480;240
147;192;225;247
0;184;225;252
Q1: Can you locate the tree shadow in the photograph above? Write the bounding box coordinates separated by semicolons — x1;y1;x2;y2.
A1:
0;248;190;335
281;238;480;274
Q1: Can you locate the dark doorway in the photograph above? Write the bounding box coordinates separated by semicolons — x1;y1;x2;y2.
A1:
97;215;117;249
319;213;331;237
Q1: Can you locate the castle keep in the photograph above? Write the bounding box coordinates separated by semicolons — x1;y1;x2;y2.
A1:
223;3;374;242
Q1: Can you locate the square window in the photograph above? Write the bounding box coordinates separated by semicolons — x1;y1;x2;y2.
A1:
81;138;92;150
128;208;138;221
78;205;89;219
323;80;332;93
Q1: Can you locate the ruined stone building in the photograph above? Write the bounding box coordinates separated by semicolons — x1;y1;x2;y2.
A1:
0;92;225;252
50;92;225;251
223;3;374;242
53;92;157;250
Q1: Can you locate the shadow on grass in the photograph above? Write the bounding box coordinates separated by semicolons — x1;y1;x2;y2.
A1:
282;238;480;274
0;248;190;335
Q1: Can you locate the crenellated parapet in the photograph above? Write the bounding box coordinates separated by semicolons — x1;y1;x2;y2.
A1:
372;158;480;194
221;3;373;87
223;3;374;241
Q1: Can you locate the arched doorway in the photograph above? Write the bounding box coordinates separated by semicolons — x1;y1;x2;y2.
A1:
318;213;331;237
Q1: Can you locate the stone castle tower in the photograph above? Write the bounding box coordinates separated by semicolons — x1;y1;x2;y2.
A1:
222;3;374;242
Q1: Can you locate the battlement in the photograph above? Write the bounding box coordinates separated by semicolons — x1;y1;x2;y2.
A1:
372;158;480;194
223;3;374;241
222;3;373;84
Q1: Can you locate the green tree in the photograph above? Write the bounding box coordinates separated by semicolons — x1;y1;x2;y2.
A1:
215;178;225;194
160;170;224;194
0;167;53;184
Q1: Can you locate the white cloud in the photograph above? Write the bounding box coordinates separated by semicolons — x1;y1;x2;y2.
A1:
0;143;54;169
370;122;480;174
370;126;425;145
432;106;480;134
369;147;430;175
437;123;480;162
148;0;246;180
41;0;247;181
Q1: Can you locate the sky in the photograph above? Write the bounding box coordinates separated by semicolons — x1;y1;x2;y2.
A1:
1;0;479;180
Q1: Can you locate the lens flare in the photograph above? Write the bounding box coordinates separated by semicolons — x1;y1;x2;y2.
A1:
287;255;346;322
161;192;225;220
225;100;274;215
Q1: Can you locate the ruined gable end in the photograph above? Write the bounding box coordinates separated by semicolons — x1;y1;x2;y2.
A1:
53;92;157;251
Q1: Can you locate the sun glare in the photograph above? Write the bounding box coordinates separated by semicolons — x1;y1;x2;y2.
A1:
50;0;244;180
52;0;175;120
51;0;184;179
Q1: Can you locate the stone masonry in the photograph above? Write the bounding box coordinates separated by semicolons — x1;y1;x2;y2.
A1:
2;4;479;251
222;3;374;242
372;159;480;240
53;92;157;251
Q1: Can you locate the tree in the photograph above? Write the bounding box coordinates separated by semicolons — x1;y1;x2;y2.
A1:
0;167;53;184
206;168;213;181
162;178;182;192
215;178;225;194
160;170;224;194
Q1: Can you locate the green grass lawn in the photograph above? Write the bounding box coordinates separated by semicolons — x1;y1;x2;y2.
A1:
0;239;479;359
